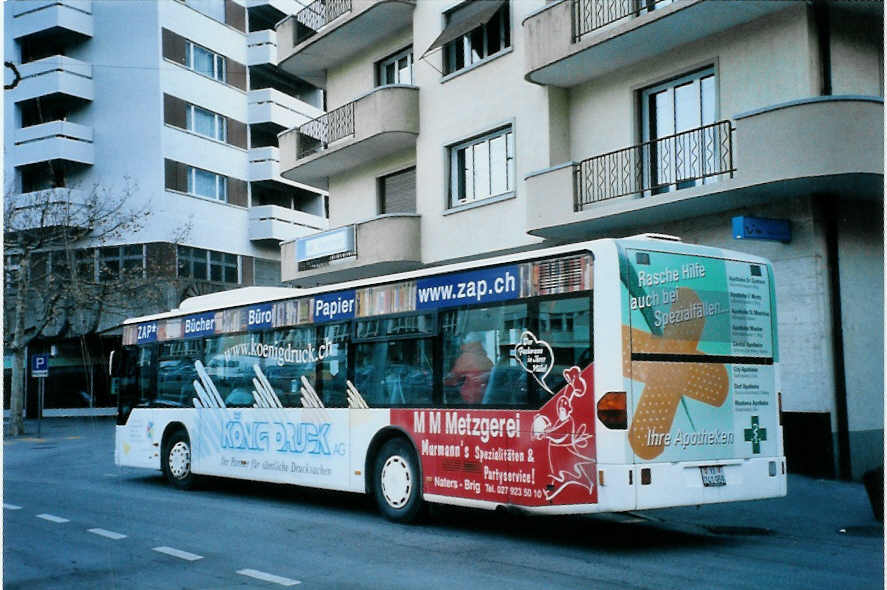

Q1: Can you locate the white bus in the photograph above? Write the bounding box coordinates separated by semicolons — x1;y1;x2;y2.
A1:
111;236;786;522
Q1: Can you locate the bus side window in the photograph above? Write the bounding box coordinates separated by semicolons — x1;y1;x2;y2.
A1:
318;323;349;408
442;304;528;407
537;296;592;395
262;327;315;408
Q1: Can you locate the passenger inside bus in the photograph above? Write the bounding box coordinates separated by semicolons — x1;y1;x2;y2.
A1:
444;335;493;404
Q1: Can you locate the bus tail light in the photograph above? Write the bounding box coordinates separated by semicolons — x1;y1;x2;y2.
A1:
778;392;783;425
597;392;627;430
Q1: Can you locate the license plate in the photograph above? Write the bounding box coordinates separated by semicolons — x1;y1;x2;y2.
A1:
700;466;726;487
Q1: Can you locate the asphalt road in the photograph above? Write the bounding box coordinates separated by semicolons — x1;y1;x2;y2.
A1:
3;418;883;589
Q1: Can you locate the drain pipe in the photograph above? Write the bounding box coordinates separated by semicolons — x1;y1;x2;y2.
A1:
822;197;851;480
812;0;832;96
813;1;850;479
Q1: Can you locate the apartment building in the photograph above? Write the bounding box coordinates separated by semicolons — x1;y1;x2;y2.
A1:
4;0;328;415
275;0;883;479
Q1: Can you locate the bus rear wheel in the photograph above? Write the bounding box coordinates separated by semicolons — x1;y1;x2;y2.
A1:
374;438;423;523
162;429;195;490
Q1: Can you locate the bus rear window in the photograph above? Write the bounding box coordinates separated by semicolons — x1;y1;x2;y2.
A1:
622;249;774;360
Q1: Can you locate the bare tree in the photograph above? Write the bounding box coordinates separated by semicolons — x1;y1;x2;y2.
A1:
4;180;188;435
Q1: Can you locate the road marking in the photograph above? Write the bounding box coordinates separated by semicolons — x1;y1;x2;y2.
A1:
3;503;22;510
88;528;127;540
36;514;69;523
236;569;301;586
152;546;203;561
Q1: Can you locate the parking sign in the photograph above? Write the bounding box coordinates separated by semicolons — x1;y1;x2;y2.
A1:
32;354;49;378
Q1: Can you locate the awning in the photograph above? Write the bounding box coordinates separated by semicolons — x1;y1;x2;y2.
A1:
422;0;506;57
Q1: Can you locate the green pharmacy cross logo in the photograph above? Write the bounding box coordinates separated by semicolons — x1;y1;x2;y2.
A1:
743;415;767;454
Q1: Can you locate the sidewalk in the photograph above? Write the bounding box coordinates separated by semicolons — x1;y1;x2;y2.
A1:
642;474;883;542
3;416;115;440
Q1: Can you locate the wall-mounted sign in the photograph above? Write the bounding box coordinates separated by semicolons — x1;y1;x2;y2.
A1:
297;226;355;262
732;216;791;243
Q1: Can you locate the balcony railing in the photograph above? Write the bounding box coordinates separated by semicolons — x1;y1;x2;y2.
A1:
574;120;733;211
572;0;674;41
296;101;355;159
294;0;352;44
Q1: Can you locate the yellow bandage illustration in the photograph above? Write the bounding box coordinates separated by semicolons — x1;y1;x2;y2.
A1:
625;288;729;460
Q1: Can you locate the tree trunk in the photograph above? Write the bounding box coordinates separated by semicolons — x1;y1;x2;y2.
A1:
9;256;31;436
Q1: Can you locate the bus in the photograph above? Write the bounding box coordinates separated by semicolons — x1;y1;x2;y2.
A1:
111;236;786;522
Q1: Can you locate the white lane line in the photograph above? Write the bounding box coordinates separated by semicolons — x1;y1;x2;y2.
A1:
152;546;203;561
3;503;22;510
88;528;127;540
236;569;301;586
36;513;69;523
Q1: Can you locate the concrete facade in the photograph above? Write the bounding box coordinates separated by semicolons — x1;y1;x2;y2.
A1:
275;0;883;479
3;0;328;414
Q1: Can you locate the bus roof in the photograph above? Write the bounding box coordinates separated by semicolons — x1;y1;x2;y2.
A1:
122;236;771;325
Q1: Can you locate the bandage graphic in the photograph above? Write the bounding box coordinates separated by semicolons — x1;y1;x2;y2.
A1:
625;288;728;460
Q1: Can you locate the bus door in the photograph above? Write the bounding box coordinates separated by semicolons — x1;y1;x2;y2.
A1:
621;248;779;504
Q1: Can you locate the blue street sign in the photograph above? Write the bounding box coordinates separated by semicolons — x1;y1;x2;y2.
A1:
32;354;50;378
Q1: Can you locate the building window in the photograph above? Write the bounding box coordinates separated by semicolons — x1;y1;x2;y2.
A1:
641;67;716;192
439;1;510;76
376;47;413;86
379;167;416;214
186;104;227;142
449;126;513;207
99;245;145;281
186;41;226;83
177;246;239;283
209;251;239;283
188;166;228;201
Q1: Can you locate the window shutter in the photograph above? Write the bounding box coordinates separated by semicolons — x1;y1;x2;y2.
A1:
379;167;416;214
165;159;187;192
228;178;248;206
227;118;247;149
165;159;188;192
163;94;187;129
225;0;246;32
162;28;187;66
227;58;247;91
241;256;254;285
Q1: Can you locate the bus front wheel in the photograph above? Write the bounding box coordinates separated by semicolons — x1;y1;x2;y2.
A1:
373;438;423;523
162;429;195;490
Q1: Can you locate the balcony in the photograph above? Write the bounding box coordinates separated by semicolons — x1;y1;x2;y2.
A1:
525;96;884;239
279;85;419;189
12;120;94;167
248;204;329;243
523;0;789;87
276;0;416;88
11;0;93;41
281;213;421;284
247;30;279;66
248;88;324;132
246;0;303;13
5;188;91;232
11;55;93;104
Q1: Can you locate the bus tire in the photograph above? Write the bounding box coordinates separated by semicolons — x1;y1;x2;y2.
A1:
374;438;423;523
162;429;195;490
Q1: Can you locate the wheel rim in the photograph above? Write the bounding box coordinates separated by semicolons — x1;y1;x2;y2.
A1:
168;441;191;480
380;455;412;509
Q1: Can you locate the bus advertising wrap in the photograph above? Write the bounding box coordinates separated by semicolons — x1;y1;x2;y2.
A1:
392;363;597;507
621;249;778;463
